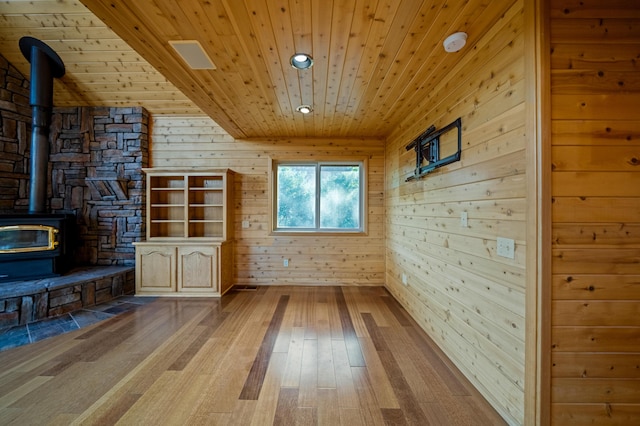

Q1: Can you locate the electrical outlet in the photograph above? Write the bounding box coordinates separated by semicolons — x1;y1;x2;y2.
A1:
460;211;468;227
242;220;250;229
283;259;289;267
402;273;408;285
496;237;515;259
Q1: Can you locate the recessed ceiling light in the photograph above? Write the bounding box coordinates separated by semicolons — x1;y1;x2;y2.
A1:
290;53;313;70
169;40;216;69
296;105;313;114
443;32;467;53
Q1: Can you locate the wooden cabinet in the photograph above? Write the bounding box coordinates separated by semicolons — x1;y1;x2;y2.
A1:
134;169;235;297
135;244;177;294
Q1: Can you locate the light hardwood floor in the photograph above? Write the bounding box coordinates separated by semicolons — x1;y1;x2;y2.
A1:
0;286;506;425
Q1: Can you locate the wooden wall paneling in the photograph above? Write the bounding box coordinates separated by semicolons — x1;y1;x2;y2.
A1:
150;116;385;287
552;274;640;300
549;0;640;422
552;196;640;223
384;0;528;423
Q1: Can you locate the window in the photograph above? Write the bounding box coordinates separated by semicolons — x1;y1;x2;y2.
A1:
273;160;366;233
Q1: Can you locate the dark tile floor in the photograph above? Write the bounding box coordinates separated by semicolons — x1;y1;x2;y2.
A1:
0;295;156;352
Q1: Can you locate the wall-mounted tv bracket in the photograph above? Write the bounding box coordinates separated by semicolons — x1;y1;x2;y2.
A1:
405;117;462;181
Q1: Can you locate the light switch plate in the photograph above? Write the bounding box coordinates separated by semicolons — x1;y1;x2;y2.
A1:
496;237;515;259
242;220;250;229
460;211;468;227
402;273;407;285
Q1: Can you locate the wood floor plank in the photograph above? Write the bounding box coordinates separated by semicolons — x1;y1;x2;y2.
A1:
339;407;366;426
341;287;370;338
357;337;400;409
327;289;344;339
351;366;388;425
115;371;184;424
357;287;392;327
80;391;142;425
380;407;408;425
273;387;299;425
421;401;451;426
331;338;360;409
281;326;306;388
0;376;52;409
402;322;470;396
316;301;337;389
272;324;293;354
0;287;505;425
378;326;437;402
0;335;84;382
317;388;341;425
250;352;288;426
334;288;366;367
362;312;429;425
303;288;318;339
380;292;413;326
299;338;318;408
239;294;290;400
168;308;229;371
212;400;257;426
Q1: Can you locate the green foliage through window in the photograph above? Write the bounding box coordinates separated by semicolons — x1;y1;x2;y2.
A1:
277;165;316;228
275;162;363;231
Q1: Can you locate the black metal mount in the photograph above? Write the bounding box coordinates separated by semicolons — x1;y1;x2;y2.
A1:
405;117;462;181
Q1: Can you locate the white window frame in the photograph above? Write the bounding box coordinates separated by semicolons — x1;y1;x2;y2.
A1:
270;158;367;234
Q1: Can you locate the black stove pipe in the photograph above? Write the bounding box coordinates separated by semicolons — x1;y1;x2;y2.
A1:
19;37;65;214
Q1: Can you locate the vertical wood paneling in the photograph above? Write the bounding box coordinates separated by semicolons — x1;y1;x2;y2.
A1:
150;117;385;287
384;1;527;424
549;0;640;423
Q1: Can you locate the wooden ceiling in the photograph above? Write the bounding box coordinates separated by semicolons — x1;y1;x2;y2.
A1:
0;0;515;139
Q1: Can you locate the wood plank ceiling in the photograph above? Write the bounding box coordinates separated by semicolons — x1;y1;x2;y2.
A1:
0;0;513;139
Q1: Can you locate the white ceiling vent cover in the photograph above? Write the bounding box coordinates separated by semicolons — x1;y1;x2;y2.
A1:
169;40;216;69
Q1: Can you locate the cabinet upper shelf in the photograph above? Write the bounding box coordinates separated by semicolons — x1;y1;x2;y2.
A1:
143;168;235;240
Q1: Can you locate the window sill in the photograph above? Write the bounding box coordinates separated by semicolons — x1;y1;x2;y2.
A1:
270;229;367;237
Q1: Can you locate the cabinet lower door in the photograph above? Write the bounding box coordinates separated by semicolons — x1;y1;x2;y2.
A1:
177;245;219;294
136;245;177;294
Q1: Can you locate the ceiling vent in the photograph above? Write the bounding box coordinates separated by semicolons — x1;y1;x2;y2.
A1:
169;40;216;69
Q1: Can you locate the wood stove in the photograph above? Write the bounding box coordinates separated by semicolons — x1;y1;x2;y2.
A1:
0;37;75;282
0;214;75;282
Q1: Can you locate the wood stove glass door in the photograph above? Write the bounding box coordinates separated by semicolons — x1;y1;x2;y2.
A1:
0;225;58;253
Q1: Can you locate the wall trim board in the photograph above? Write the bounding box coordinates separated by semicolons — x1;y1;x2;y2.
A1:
525;0;552;424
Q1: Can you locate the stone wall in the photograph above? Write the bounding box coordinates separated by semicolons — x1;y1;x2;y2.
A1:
0;54;30;211
49;107;149;265
0;53;148;267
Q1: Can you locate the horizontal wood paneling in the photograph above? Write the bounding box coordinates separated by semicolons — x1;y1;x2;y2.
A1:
552;275;640;300
552;352;640;378
550;0;640;422
384;1;527;424
552;403;640;425
552;120;640;146
552;327;640;352
150;116;385;287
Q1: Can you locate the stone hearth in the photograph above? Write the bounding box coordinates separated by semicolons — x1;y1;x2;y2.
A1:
0;266;134;328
